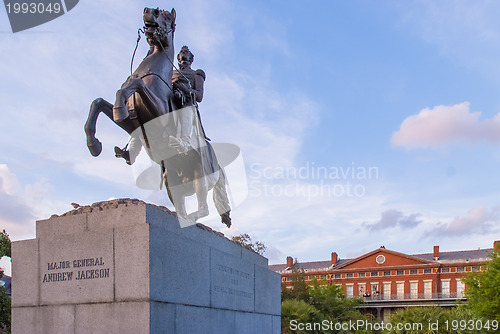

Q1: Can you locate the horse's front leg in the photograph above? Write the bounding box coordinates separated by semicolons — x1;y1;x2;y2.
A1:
84;97;138;156
85;98;113;156
113;78;168;122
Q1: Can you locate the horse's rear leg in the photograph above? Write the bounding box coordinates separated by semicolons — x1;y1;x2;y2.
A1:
84;98;113;156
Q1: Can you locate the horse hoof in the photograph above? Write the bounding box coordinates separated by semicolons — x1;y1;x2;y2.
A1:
88;140;102;157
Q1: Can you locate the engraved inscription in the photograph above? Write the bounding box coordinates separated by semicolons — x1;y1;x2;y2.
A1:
213;263;252;299
42;256;110;283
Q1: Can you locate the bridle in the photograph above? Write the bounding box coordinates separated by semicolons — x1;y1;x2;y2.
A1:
130;23;191;90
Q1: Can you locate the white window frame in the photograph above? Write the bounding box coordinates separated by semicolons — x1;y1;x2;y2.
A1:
423;279;432;298
396;281;405;299
410;280;418;299
441;279;450;298
383;282;391;300
456;279;465;298
345;283;354;298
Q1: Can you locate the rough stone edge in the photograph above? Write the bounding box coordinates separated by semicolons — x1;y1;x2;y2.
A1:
55;198;171;217
53;198;264;258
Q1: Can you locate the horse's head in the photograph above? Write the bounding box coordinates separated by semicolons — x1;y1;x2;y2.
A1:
143;7;176;48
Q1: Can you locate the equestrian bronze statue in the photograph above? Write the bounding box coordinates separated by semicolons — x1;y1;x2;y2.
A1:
84;7;231;227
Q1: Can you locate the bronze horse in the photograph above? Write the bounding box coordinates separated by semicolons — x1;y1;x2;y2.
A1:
84;7;231;227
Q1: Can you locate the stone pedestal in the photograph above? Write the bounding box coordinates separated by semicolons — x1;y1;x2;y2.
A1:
11;199;281;334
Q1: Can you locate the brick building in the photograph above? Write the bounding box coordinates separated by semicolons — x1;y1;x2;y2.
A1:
270;241;499;320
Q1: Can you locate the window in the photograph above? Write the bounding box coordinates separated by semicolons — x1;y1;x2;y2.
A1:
371;271;379;277
424;281;432;298
397;270;404;276
358;284;366;296
346;284;354;298
410;269;417;275
472;266;481;272
371;283;379;295
441;268;450;273
320;275;326;280
424;269;432;274
396;282;404;299
441;280;450;298
457;267;465;272
358;272;365;278
286;277;292;282
456;280;465;297
410;281;418;299
334;274;341;279
383;271;391;276
383;282;391;300
346;273;353;278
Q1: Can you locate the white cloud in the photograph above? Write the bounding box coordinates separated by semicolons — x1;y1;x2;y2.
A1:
0;164;37;238
429;205;500;237
0;164;20;195
391;102;500;149
364;209;423;231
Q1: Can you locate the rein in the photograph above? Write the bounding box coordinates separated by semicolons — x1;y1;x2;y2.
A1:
130;28;145;75
130;26;190;90
128;23;210;146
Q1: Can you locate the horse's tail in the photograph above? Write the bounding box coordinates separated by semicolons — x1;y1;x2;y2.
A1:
213;167;231;228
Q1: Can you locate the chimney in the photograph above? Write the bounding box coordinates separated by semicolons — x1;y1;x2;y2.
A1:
433;246;439;260
286;256;293;269
494;240;500;252
331;252;338;266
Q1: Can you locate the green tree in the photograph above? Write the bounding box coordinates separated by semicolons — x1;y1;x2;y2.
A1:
231;233;266;255
281;299;324;334
281;260;370;333
0;230;11;334
308;279;366;326
464;250;500;321
385;306;448;334
384;306;484;334
281;259;309;302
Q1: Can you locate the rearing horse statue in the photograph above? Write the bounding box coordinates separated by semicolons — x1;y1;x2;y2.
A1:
84;7;231;228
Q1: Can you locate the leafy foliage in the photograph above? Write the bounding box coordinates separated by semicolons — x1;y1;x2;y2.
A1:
384;305;489;334
281;299;324;334
281;260;309;302
0;231;10;260
308;279;366;326
281;260;369;333
0;230;10;334
231;233;266;255
0;289;10;334
385;306;448;334
464;250;500;321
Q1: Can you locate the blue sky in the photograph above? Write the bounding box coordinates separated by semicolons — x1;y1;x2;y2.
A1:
2;0;500;275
